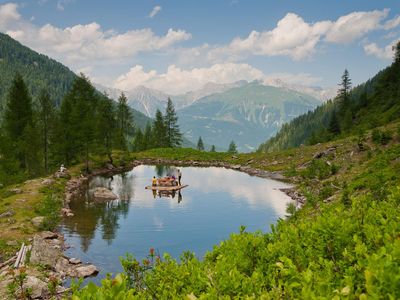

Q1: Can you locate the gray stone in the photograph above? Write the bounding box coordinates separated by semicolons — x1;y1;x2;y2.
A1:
30;235;63;267
93;187;118;201
6;240;17;246
9;188;22;194
40;231;58;239
70;264;99;278
31;216;45;228
42;179;55;186
55;257;70;273
69;257;81;264
0;210;14;218
23;276;49;299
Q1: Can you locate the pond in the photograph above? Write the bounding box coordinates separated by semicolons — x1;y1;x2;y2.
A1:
59;165;293;281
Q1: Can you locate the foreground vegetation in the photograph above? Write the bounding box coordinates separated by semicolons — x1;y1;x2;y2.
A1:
70;122;400;299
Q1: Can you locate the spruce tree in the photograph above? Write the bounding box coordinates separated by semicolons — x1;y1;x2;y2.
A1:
97;94;116;164
228;141;238;154
116;92;133;150
143;122;153;150
197;137;204;151
338;69;352;114
37;89;55;173
152;109;167;148
133;128;144;152
328;110;341;135
210;145;216;152
164;98;182;148
4;73;33;169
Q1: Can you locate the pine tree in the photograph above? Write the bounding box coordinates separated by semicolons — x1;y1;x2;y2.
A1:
58;74;98;171
328;110;341;135
164;98;182;148
97;94;116;164
210;145;216;152
37;89;55;173
4;73;33;169
228;141;238;154
116;92;133;151
338;69;352;114
152;109;167;148
143;122;153;150
197;137;204;151
133;128;144;152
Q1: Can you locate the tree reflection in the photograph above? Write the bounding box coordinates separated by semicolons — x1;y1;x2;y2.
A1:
62;172;134;252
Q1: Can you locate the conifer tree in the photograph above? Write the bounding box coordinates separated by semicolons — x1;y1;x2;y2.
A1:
4;73;33;169
197;137;204;151
210;145;216;152
152;110;167;148
37;89;55;173
328;110;341;135
228;141;238;154
164;98;182;148
97;94;116;164
116;92;133;150
143;122;153;150
133;128;144;152
338;69;352;113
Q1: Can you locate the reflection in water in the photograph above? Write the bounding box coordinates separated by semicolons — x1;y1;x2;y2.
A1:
60;165;292;281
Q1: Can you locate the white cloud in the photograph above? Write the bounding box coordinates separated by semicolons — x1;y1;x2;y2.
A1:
363;40;397;60
383;15;400;30
325;9;389;43
113;63;326;96
149;5;161;18
0;3;191;68
56;0;75;11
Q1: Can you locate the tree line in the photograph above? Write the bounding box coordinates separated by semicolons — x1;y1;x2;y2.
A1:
0;73;183;186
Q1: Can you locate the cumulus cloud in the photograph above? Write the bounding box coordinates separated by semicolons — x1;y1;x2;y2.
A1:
325;9;389;43
113;63;323;95
149;5;161;18
363;40;397;60
206;9;392;62
0;3;191;67
383;15;400;30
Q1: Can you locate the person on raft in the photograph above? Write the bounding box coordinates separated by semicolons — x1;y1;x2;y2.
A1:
177;169;182;186
152;176;157;186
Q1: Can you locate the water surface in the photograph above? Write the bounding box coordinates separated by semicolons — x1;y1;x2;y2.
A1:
60;165;292;280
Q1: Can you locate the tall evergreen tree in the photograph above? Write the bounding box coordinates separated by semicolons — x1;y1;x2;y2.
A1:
116;92;133;150
164;98;182;148
97;94;116;164
210;145;216;152
143;122;153;150
4;73;33;169
58;74;98;171
228;141;238;154
197;137;205;151
338;69;352;113
37;89;55;173
328;110;341;135
152;109;167;148
133;128;144;152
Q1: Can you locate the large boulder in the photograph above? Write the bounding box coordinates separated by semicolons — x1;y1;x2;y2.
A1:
31;216;45;228
93;187;118;201
22;276;49;299
70;264;99;278
30;235;63;267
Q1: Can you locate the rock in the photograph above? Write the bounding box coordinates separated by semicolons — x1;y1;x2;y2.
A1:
93;187;118;201
71;264;99;278
61;208;74;217
54;170;70;179
9;188;22;194
69;257;81;264
30;234;63;267
0;210;14;218
40;231;58;239
42;179;55;186
31;216;45;228
55;257;70;273
6;240;18;246
23;276;49;299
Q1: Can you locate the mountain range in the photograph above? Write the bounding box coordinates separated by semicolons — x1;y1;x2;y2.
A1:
101;81;322;151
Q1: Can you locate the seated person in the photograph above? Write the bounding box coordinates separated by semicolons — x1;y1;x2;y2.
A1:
152;176;157;186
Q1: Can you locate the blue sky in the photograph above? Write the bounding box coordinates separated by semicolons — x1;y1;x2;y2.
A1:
0;0;399;96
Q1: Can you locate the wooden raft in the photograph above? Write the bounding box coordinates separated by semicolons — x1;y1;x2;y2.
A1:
145;184;188;191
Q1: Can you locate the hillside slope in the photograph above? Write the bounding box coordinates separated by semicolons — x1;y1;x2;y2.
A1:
178;82;321;151
259;43;400;152
0;33;151;129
